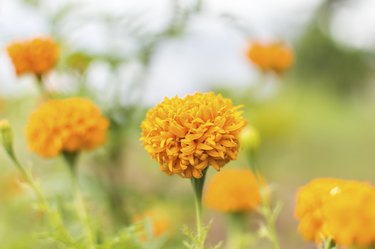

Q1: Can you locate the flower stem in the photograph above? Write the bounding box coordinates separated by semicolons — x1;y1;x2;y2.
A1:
246;149;282;249
322;239;336;249
261;195;281;249
63;152;96;249
191;168;208;249
36;74;51;99
2;145;76;246
226;213;248;249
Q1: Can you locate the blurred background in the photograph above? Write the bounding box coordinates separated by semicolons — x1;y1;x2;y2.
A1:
1;0;375;248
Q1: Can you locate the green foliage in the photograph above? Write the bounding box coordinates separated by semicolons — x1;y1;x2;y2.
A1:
182;223;222;249
293;23;372;96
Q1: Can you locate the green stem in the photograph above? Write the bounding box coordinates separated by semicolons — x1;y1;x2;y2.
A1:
7;153;77;246
191;168;208;249
261;196;281;249
226;213;248;249
246;150;281;249
323;239;336;249
63;152;96;249
36;74;51;99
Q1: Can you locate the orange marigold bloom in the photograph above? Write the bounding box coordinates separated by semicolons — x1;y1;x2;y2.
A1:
295;178;346;242
7;37;59;76
26;98;109;157
323;182;375;247
246;41;293;74
204;169;261;212
140;92;246;178
295;178;375;247
135;209;171;239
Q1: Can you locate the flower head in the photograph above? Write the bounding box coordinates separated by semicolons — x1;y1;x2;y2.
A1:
323;182;375;247
295;178;375;247
7;37;59;76
295;178;345;242
141;92;246;178
26;98;109;157
135;209;171;239
204;169;261;213
246;41;293;74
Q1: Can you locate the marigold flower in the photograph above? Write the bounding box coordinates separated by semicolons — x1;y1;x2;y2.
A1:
26;98;109;157
323;182;375;247
135;209;171;239
295;178;345;242
140;92;246;178
295;178;375;246
246;41;293;74
204;169;261;212
7;37;59;76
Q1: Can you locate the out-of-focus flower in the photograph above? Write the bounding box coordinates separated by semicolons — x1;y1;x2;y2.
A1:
0;173;23;202
240;125;260;151
26;98;109;157
141;92;246;178
323;183;375;247
7;37;59;76
246;41;293;74
295;178;345;242
295;178;375;247
204;169;261;212
135;209;171;239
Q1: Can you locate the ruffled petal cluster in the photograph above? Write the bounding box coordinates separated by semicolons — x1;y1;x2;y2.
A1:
246;42;293;74
295;178;375;247
7;37;59;76
204;169;261;212
26;98;109;157
141;92;246;178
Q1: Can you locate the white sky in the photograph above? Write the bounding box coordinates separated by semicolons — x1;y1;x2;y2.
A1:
0;0;374;103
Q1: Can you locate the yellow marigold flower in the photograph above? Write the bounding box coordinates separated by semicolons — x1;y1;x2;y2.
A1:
26;98;109;157
246;41;293;74
7;37;59;76
323;182;375;247
204;169;261;212
295;178;375;246
295;178;345;242
140;92;246;178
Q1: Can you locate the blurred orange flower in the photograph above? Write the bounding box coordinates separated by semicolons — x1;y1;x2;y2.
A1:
323;182;375;247
141;92;246;178
135;209;171;239
26;98;109;157
0;173;23;202
246;41;293;74
295;178;375;247
7;37;59;76
204;169;261;213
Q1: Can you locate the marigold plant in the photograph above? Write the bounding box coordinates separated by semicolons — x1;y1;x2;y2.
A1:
204;169;261;212
295;178;375;247
246;41;293;74
140;92;246;178
7;37;59;76
26;98;109;157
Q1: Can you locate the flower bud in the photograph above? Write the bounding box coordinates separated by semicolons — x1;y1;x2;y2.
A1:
0;120;15;158
240;125;260;151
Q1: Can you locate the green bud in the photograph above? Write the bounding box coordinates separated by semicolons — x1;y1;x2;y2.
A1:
0;120;15;159
240;125;260;151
